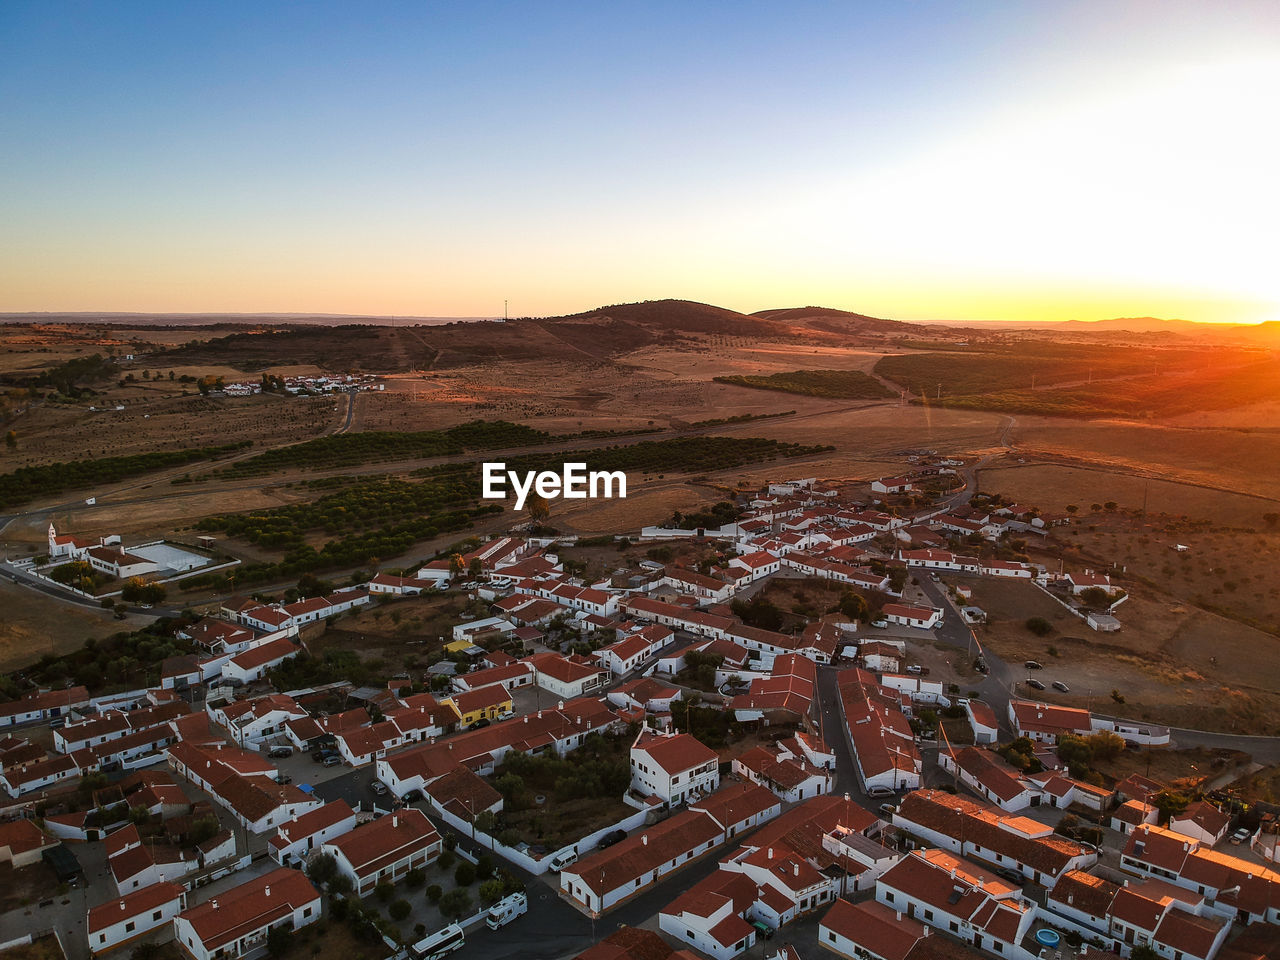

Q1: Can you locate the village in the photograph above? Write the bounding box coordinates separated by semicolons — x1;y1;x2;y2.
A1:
1;467;1277;960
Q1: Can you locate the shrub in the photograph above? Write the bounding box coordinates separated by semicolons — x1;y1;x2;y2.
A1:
425;884;442;903
1025;617;1053;637
438;889;472;920
375;880;395;902
478;879;505;904
389;899;412;921
454;862;476;887
436;849;456;871
405;867;425;888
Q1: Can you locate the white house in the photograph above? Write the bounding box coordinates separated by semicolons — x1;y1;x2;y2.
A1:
880;604;942;630
221;637;300;684
875;849;1036;956
630;729;720;808
172;868;321;960
268;800;359;866
1167;801;1231;847
87;882;186;955
659;871;758;960
322;808;442;897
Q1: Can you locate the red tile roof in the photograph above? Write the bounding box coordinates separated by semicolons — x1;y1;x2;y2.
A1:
88;881;185;934
631;730;717;776
325;808;439;879
820;898;928;960
177;867;319;951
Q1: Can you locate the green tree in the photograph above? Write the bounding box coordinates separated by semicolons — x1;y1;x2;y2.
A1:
1086;730;1125;762
306;853;339;887
468;557;484;579
478;879;505;904
1025;617;1053;637
454;862;476;887
527;494;550;524
438;889;472;920
266;924;293;958
1057;734;1094;777
375;880;395;902
389;899;412;921
425;884;443;903
838;590;869;622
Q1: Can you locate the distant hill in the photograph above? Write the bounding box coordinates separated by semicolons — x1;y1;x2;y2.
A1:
539;299;783;336
1053;316;1280;343
1057;317;1200;334
750;305;910;335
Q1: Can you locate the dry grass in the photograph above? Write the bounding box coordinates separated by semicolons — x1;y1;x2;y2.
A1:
1091;746;1248;791
980;460;1278;526
0;578;149;671
959;576;1280;734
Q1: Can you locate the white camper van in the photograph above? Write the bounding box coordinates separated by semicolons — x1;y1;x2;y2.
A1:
485;892;528;929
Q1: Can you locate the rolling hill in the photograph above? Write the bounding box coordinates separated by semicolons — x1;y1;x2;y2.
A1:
751;305;910;336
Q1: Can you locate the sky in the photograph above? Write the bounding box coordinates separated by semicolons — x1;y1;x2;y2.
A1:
2;1;1278;323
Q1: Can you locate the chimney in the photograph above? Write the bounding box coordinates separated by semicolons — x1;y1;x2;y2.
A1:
793;864;800;877
119;901;126;911
393;816;398;828
642;835;648;845
768;848;774;860
264;886;270;897
211;899;219;910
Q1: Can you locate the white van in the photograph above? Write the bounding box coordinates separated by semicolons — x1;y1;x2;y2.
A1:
411;924;464;960
485;892;528;929
548;849;578;872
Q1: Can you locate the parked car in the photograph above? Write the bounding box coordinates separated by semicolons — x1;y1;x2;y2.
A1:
906;665;923;675
1025;678;1046;691
1052;680;1070;692
471;718;491;729
596;829;628;850
371;780;389;796
1024;660;1043;670
867;785;895;798
879;803;896;816
548;849;578;872
871;619;889;629
401;788;423;803
49;717;67;729
322;754;343;767
1231;827;1253;845
277;774;292;785
750;920;775;940
268;746;293;759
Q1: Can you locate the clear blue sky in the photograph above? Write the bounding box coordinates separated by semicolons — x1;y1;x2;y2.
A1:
2;1;1277;321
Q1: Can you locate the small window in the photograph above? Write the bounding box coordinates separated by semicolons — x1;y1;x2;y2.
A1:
828;933;836;943
99;936;107;945
152;910;162;921
885;892;894;902
125;922;135;933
